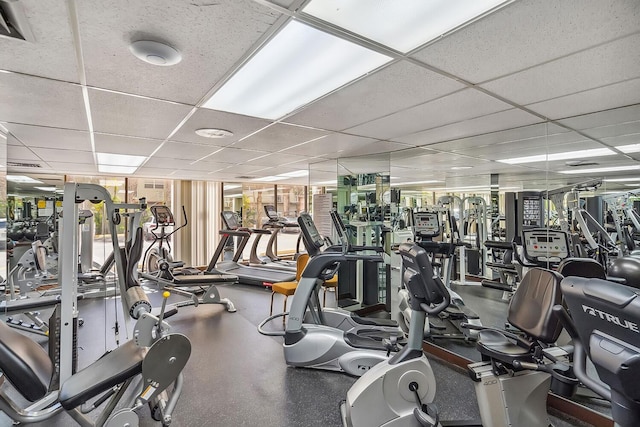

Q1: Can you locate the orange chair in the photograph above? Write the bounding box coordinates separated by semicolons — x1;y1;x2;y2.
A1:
321;274;338;307
270;253;309;323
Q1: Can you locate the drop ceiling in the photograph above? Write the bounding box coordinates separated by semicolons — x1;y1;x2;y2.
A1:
1;0;639;192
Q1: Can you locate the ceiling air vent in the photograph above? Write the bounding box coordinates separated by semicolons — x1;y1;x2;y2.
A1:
565;160;599;167
0;0;35;42
7;161;41;168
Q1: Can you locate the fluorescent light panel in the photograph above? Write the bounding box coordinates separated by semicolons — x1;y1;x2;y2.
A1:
96;152;146;167
253;175;289;182
498;148;615;165
392;180;442;186
559;165;640;174
202;20;392;119
302;0;509;53
617;143;640;153
34;186;57;192
7;175;43;184
604;177;640;182
279;170;309;178
98;165;138;174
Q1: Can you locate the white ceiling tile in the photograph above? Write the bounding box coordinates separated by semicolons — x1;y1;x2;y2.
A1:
233;123;329;151
581;122;640;140
527;78;640;120
350;141;414;156
282;134;376;157
47;162;98;174
0;73;88;130
481;33;640;105
412;0;640;83
602;133;640;146
201;147;269;164
286;62;464;130
172;108;272;145
216;163;273;174
558;105;640;130
153;141;225;161
144;157;200;170
3;123;91;151
170;170;217;180
94;134;162;156
88;89;193;139
135;167;177;177
244;151;311;167
484;140;603;161
345;89;512;140
0;0;80;82
76;0;280;104
396;108;542;146
31;147;94;163
7;145;40;161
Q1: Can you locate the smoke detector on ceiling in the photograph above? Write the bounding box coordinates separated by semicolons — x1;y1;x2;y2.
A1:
129;40;182;66
195;128;234;138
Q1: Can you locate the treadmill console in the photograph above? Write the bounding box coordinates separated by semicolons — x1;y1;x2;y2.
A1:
151;205;174;226
330;210;348;241
221;211;240;230
298;212;324;256
413;212;440;238
264;205;278;220
522;229;570;264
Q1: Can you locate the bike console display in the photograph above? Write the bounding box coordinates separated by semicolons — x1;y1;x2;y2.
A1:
522;229;570;264
298;212;324;256
221;211;240;230
413;212;440;239
151;205;175;226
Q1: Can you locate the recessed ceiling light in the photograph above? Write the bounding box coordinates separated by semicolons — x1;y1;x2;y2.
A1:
302;0;510;53
96;152;146;167
195;128;234;139
34;186;58;192
604;177;640;182
129;40;182;66
451;166;472;170
7;175;43;184
202;20;392;119
559;165;640;174
498;148;615;165
98;165;139;174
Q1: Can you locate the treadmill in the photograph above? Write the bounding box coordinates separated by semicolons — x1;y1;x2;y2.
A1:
207;211;296;287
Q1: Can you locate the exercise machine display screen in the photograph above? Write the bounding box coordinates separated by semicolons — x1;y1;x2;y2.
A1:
151;205;174;226
522;196;542;227
221;211;240;230
264;205;278;220
298;212;324;255
330;210;348;240
414;212;440;237
522;229;570;263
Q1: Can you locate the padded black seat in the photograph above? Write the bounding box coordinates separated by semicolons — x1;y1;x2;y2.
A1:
477;268;564;366
0;321;53;402
557;257;606;280
477;330;534;363
59;340;146;410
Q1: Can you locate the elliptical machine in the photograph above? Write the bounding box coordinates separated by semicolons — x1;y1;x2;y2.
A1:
139;205;237;313
397;211;481;340
258;215;401;377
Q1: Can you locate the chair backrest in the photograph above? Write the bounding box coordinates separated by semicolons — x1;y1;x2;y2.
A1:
508;267;564;344
0;321;53;401
557;257;606;280
295;253;310;281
